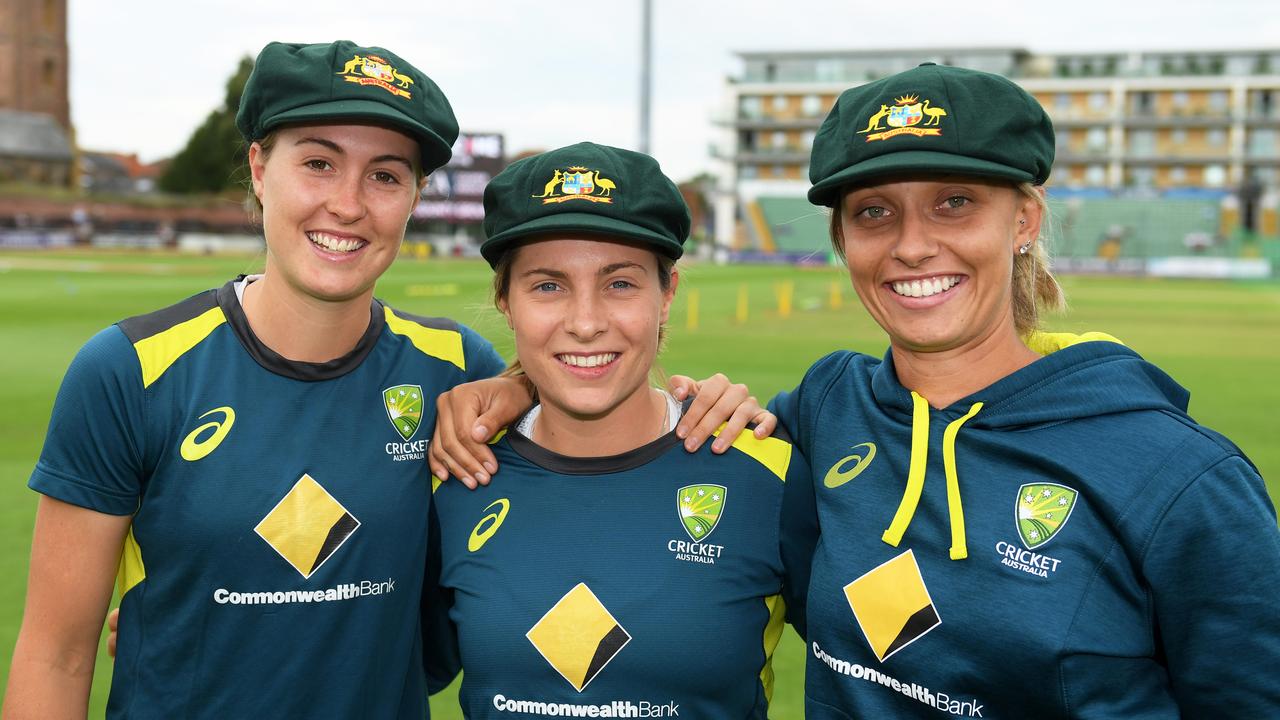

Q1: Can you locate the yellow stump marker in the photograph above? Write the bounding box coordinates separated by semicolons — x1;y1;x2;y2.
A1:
686;289;700;332
736;284;749;325
775;281;793;319
829;281;843;310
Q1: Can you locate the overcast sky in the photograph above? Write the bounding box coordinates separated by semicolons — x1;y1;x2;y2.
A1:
69;0;1280;181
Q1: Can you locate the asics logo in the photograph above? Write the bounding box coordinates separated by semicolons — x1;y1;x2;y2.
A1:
180;406;236;462
468;498;511;552
823;442;877;488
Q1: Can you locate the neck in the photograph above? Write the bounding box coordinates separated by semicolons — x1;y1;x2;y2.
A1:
240;273;375;363
891;322;1040;410
532;386;668;457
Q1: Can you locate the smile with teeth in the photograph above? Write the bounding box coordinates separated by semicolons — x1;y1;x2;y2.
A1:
891;275;962;299
307;231;367;253
557;353;618;368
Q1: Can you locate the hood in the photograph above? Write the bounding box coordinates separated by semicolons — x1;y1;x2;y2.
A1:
871;331;1191;430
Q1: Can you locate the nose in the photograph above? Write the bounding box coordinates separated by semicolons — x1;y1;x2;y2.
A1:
564;291;607;341
324;171;368;224
889;209;938;267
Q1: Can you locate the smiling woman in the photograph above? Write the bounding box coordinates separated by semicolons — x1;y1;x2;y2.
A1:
425;143;818;719
774;62;1280;718
1;40;508;720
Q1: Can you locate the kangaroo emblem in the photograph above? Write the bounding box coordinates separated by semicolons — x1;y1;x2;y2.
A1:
858;104;892;133
532;170;564;198
339;54;362;75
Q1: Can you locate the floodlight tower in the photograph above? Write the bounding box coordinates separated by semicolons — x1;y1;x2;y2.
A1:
639;0;652;154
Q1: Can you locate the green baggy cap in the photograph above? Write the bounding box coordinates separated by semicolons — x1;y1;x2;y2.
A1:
480;142;691;267
808;63;1054;207
236;40;458;173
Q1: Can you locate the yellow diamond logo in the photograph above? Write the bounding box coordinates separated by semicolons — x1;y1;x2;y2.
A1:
526;583;631;692
843;549;940;662
254;474;360;578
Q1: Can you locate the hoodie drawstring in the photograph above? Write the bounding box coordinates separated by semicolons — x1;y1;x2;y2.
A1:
882;391;983;560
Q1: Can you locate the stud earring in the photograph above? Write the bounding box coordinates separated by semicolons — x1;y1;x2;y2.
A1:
1018;242;1032;255
1018;219;1026;225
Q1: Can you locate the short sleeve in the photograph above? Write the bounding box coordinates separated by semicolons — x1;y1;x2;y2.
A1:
779;445;818;638
1141;455;1280;716
460;324;505;382
28;326;146;515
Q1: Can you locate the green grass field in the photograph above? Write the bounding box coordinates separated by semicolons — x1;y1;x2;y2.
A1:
1;250;1277;717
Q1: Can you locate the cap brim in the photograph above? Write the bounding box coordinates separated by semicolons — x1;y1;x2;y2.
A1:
265;99;453;171
807;150;1036;207
482;212;683;267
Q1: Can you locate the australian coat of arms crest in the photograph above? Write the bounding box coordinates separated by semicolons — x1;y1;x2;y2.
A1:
858;94;948;142
337;53;414;99
532;166;617;204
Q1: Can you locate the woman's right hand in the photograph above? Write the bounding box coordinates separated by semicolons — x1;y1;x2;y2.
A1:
429;376;535;489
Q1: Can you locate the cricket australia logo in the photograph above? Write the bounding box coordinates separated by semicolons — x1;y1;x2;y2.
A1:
1017;483;1078;549
531;166;617;204
994;482;1077;578
667;484;726;565
383;384;429;461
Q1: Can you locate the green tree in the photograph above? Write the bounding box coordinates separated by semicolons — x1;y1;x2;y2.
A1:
158;56;253;194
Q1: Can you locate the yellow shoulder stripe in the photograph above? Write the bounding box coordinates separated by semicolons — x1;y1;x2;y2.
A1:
711;425;792;482
384;307;465;371
133;306;227;388
1024;330;1124;356
117;524;146;597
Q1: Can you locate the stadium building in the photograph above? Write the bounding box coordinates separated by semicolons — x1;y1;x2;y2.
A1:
712;48;1280;275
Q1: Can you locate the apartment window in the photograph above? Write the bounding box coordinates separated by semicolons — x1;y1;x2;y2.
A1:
801;130;817;148
1170;128;1188;146
1207;128;1226;147
1249;129;1276;156
1169;166;1187;184
740;165;758;180
738;130;757;151
1132;92;1153;113
1129;130;1156;156
772;165;787;179
1086;127;1107;152
771;131;787;151
1204;165;1227;187
1172;91;1189;109
1089;92;1108;111
801;94;822;117
1129;166;1156;188
1055;93;1072;113
1085;165;1107;185
772;95;789;113
739;96;762;120
1209;91;1229;113
1250;166;1277;184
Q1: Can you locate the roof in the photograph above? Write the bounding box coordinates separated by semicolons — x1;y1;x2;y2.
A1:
0;110;73;161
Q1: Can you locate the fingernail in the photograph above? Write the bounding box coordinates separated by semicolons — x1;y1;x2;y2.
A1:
462;476;474;487
484;462;497;474
676;425;688;438
712;440;725;452
685;439;697;452
475;472;489;484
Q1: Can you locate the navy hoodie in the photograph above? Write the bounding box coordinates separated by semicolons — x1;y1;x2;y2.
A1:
773;338;1280;718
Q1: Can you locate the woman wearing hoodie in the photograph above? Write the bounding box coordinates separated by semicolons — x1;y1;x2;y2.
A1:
774;62;1280;717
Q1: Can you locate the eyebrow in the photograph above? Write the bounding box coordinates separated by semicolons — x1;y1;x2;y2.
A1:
295;137;415;172
519;261;649;280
